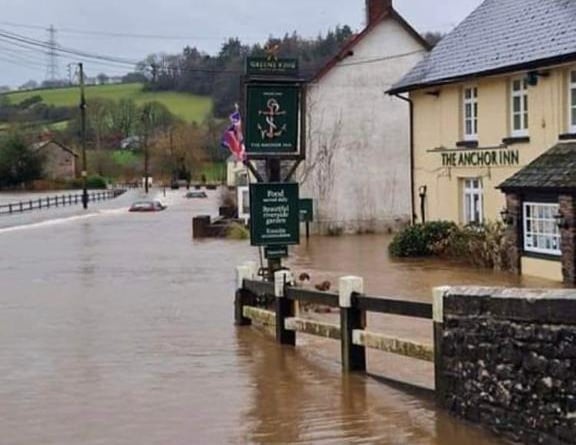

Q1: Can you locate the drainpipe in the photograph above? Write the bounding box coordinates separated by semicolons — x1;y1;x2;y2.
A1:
394;93;416;225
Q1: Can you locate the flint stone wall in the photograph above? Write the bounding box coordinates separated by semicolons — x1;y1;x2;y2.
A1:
441;287;576;445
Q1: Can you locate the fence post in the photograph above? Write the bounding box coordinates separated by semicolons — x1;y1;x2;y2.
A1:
274;270;295;346
433;286;450;407
235;265;253;326
339;276;366;373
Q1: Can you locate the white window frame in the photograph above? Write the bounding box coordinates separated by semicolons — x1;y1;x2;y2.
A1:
510;77;529;137
463;86;478;141
568;70;576;133
523;202;561;256
462;178;484;225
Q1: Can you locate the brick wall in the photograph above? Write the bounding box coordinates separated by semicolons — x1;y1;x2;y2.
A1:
440;288;576;445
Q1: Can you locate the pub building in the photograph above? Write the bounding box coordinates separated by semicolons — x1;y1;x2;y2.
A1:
388;0;576;283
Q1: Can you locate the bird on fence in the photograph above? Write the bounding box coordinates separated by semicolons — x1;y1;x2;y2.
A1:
315;281;331;292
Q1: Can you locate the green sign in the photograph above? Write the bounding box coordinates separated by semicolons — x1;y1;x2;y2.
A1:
299;199;314;223
245;84;300;156
264;245;289;260
441;149;520;168
250;183;300;246
246;57;299;77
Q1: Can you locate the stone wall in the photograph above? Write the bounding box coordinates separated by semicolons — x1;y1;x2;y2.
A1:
440;288;576;445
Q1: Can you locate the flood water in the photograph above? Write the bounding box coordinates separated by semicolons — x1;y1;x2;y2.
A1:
0;189;555;444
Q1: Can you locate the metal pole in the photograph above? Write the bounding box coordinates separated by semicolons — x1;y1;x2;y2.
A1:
79;63;88;209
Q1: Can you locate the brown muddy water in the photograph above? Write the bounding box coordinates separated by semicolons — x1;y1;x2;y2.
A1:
0;189;558;444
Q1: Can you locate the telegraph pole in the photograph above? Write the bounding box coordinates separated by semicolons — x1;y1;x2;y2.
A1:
78;63;89;209
141;107;150;194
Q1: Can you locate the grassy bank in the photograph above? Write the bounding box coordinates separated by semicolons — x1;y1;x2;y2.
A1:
4;83;213;123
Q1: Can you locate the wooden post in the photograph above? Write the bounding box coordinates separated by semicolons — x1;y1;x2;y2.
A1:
339;276;366;373
274;270;295;346
433;286;450;407
235;265;253;326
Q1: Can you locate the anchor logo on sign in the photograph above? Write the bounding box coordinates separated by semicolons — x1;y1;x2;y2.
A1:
258;98;287;140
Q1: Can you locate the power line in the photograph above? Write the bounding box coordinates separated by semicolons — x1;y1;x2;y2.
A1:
0;20;267;41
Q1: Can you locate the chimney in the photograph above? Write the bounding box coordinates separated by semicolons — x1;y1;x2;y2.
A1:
366;0;392;26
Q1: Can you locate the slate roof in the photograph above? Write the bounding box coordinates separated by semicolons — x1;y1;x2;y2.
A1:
498;143;576;191
389;0;576;94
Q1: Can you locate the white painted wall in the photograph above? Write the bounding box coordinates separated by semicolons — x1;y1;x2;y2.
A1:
301;18;426;234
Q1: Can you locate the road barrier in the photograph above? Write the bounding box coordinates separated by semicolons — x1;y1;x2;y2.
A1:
0;189;126;216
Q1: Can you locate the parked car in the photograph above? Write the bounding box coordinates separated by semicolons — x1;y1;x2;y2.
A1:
185;191;208;199
129;200;167;212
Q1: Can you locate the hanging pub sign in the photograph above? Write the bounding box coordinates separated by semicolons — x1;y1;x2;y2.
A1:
250;182;300;246
245;83;301;157
246;57;299;77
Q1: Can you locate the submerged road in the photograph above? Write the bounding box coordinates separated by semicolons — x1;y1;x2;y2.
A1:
0;189;517;444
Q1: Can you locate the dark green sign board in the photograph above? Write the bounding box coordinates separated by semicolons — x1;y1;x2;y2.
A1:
250;183;300;246
246;57;299;77
264;245;289;260
245;84;300;156
299;199;314;223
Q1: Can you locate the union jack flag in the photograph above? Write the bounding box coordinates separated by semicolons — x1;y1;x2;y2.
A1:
221;106;246;162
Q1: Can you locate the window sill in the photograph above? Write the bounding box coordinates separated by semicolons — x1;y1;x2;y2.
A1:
503;136;530;145
522;251;562;262
456;140;479;148
559;133;576;141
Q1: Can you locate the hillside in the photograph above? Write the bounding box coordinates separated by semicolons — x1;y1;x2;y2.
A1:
4;83;213;123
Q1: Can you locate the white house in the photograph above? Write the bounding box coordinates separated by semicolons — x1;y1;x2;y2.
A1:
300;0;429;234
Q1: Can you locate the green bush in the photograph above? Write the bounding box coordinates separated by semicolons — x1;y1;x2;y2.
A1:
86;175;108;189
226;222;249;240
389;225;430;257
389;221;456;257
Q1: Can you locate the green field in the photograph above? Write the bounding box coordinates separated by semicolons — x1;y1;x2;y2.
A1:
4;83;213;123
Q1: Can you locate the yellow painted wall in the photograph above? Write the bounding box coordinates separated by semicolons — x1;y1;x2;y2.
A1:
521;257;563;282
411;65;574;224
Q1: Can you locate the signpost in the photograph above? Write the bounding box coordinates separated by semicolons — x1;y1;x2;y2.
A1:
244;52;306;280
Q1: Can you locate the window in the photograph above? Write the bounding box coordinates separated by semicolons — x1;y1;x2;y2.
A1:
511;78;529;137
463;86;478;141
523;202;561;256
462;178;483;224
568;71;576;133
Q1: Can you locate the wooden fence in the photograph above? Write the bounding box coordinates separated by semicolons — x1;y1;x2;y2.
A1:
0;189;126;216
234;265;448;398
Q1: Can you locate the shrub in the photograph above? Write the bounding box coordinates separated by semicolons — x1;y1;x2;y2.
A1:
226;222;249;240
440;222;509;270
389;221;456;257
86;175;108;189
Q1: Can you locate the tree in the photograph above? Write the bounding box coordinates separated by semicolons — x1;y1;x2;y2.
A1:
0;133;45;188
97;73;110;85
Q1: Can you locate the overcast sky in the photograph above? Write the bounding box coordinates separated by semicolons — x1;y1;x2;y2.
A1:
0;0;482;88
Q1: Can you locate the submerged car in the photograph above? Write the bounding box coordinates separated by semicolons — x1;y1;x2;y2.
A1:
185;191;208;199
129;200;167;212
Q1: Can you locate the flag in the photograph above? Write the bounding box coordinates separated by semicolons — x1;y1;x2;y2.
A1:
221;107;246;161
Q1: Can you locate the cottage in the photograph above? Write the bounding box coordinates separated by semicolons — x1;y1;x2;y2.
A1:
301;0;429;234
390;0;576;283
32;140;78;180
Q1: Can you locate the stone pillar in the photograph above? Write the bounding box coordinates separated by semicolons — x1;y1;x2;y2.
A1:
504;193;522;274
559;194;576;285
